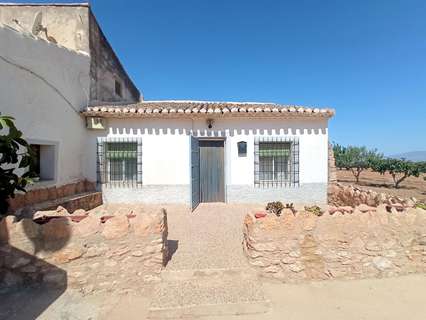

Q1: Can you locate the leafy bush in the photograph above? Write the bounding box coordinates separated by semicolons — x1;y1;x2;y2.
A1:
415;203;426;210
371;158;422;189
304;205;324;216
0;115;34;218
333;144;383;183
266;201;284;216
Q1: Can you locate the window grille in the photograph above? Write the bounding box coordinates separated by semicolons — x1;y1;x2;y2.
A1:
254;137;299;187
97;137;142;187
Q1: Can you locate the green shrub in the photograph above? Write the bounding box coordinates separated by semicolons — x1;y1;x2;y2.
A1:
304;205;324;216
0;115;34;218
266;201;284;216
415;203;426;210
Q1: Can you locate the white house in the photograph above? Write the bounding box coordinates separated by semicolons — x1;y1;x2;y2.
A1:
0;3;335;211
83;102;334;209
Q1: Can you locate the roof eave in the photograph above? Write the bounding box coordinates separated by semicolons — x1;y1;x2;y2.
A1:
81;111;335;119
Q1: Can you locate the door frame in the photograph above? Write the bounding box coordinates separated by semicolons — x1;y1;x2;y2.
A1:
190;136;227;208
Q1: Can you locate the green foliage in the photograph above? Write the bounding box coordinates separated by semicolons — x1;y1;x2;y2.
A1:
415;203;426;210
266;201;284;216
0;115;33;218
333;144;383;183
304;205;324;216
418;162;426;181
371;158;422;188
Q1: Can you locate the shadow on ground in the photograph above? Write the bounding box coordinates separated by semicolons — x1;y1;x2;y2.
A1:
165;240;179;266
0;217;69;320
0;247;67;320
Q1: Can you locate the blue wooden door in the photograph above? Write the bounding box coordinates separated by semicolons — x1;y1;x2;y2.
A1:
191;136;200;210
199;140;225;202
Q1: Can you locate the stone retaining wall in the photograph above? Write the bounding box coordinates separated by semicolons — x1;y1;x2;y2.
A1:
329;183;417;208
243;206;426;282
328;143;337;184
7;179;98;213
0;206;168;294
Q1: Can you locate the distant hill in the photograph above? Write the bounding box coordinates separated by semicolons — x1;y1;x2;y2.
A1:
388;151;426;162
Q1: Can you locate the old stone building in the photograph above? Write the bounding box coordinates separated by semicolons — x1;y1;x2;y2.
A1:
0;3;140;210
0;2;140;103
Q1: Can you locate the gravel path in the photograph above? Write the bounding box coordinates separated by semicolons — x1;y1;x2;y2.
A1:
164;203;262;271
149;203;270;318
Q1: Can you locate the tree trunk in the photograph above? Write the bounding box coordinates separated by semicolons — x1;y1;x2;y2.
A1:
352;168;362;184
393;173;408;189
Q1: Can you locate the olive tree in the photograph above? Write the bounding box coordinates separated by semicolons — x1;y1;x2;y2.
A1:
333;144;383;183
0;115;33;218
371;158;422;189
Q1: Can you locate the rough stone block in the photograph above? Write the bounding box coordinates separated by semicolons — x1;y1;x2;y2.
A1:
102;215;129;240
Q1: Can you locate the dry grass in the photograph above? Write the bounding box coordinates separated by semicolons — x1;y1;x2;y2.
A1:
337;169;426;202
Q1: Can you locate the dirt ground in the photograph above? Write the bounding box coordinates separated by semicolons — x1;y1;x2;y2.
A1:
3;274;426;320
337;169;426;202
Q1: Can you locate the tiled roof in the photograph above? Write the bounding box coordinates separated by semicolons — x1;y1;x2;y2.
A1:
82;101;335;119
0;3;89;6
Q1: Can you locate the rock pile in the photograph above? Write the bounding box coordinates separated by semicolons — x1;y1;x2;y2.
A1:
0;205;168;294
243;205;426;282
329;183;418;209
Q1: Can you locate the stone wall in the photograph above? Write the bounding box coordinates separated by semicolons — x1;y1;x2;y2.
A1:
243;206;426;282
329;183;417;208
0;206;168;294
328;143;337;184
88;10;140;104
7;180;100;215
0;4;90;52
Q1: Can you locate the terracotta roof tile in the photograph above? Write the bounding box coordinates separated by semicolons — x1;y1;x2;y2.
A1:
82;101;335;118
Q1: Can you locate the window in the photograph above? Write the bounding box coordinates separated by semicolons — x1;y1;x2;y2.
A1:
29;144;41;178
97;138;142;186
29;143;56;181
259;142;290;182
107;142;137;182
254;138;299;187
115;80;122;97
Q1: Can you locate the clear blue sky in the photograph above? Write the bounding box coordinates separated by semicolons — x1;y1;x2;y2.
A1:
6;1;426;154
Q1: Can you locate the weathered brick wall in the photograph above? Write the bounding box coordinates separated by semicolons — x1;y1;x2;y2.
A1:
7;180;100;214
0;206;168;294
243;206;426;282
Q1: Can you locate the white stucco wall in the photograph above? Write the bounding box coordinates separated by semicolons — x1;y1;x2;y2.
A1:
86;116;329;204
0;25;90;187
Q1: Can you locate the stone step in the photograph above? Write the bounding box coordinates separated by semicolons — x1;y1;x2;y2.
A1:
160;267;258;281
148;268;269;319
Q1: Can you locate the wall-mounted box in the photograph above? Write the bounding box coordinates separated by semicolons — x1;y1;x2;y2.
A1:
86;117;106;130
238;141;247;157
